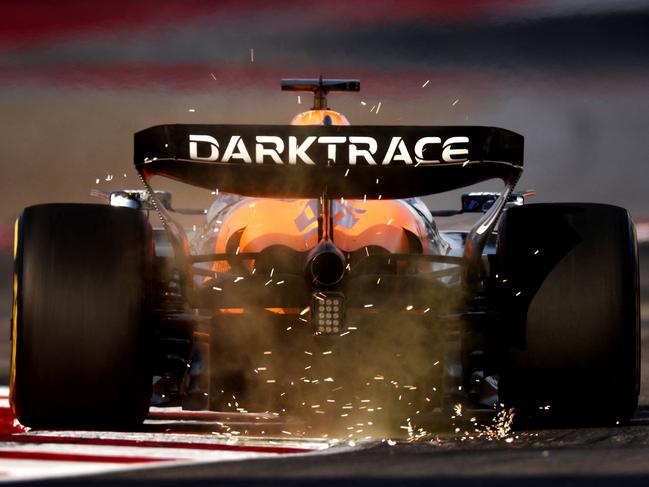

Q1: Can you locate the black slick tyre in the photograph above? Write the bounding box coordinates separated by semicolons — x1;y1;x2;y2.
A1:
10;204;154;428
497;203;639;425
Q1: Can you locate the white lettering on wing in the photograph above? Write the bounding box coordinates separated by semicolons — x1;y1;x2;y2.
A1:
189;134;219;161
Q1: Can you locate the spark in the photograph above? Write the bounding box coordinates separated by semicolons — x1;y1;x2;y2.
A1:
376;277;381;285
370;105;376;113
286;326;292;331
344;168;350;177
452;99;459;106
234;276;244;283
422;80;430;88
406;305;414;311
304;351;313;355
266;379;276;383
250;48;254;62
265;279;273;286
424;308;430;313
454;403;463;417
263;351;272;355
378;195;382;199
188;108;196;113
270;268;275;277
322;350;333;355
324;377;334;382
298;95;301;104
212;286;222;291
433;361;440;366
387;218;393;225
376;102;382;114
105;174;113;182
348;326;357;330
95;178;100;184
515;291;522;297
361;101;367;106
387;439;397;446
376;178;379;184
300;306;310;315
276;280;285;285
340;331;350;336
211;73;217;80
364;304;373;308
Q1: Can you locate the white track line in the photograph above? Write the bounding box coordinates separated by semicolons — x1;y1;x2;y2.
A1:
0;386;337;482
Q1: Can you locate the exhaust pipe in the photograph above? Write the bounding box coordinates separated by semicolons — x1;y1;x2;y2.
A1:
306;240;346;287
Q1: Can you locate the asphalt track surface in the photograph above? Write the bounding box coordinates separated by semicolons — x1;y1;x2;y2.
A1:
1;247;649;485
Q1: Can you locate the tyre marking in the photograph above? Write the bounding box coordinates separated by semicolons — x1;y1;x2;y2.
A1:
9;218;19;411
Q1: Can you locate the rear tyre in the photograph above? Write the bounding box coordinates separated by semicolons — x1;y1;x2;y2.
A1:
497;203;639;425
10;204;154;428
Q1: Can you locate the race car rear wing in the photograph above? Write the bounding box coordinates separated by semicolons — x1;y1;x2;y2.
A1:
134;124;524;300
134;124;523;199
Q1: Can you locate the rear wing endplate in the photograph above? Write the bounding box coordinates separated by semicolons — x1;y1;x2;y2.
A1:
134;124;523;199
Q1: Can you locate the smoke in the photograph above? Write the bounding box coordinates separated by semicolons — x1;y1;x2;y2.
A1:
207;274;465;440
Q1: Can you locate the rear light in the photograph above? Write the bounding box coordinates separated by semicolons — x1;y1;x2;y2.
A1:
312;292;345;335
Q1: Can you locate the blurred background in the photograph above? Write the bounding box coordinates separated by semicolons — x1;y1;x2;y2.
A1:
1;0;648;382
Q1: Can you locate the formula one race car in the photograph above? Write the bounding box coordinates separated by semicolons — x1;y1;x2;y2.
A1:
10;78;639;431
